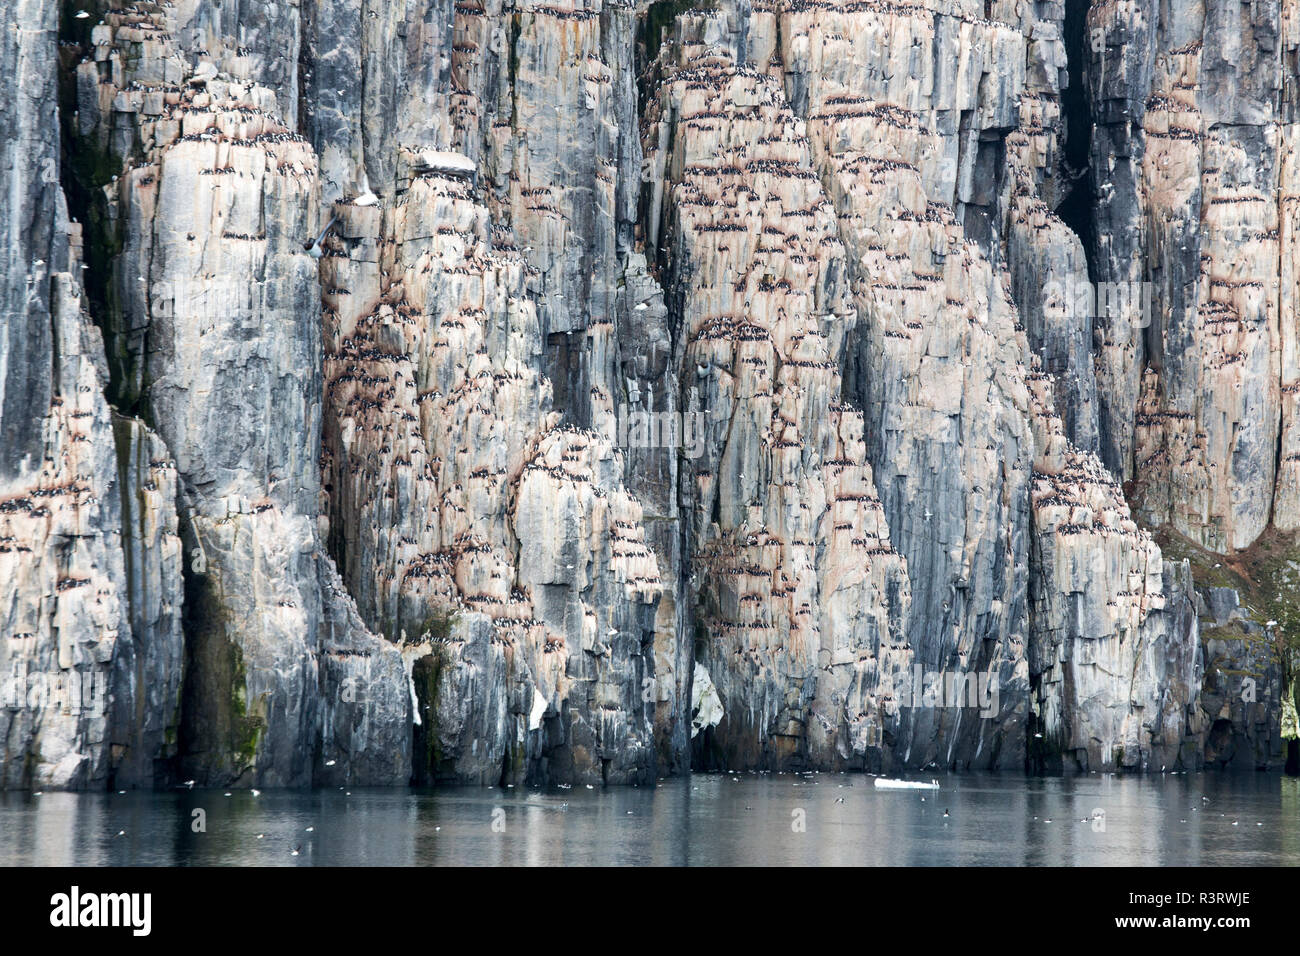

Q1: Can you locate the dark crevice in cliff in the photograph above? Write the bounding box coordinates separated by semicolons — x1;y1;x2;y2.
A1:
175;543;262;788
633;11;684;359
57;1;154;422
296;0;316;142
635;7;671;282
636;0;698;106
410;651;442;785
1056;0;1098;283
634;13;704;777
55;7;112;395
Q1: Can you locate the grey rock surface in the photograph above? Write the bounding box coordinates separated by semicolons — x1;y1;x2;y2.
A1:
1;0;1296;789
1;0;183;789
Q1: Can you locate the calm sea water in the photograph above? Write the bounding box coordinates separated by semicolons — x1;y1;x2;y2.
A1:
1;772;1297;866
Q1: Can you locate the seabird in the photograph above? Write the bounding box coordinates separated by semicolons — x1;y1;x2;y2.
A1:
305;215;338;256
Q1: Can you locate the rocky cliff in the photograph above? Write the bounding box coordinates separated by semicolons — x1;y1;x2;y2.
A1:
1;0;1296;789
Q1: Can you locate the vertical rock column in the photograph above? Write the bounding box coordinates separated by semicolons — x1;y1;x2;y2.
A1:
446;0;690;765
1;0;184;789
1026;371;1203;771
766;0;1203;769
1087;0;1296;553
72;4;409;786
643;33;912;771
771;0;1034;767
318;170;662;784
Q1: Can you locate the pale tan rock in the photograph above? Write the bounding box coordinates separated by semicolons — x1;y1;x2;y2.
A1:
643;41;912;770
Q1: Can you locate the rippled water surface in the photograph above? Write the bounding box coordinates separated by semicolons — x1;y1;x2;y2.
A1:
2;772;1298;866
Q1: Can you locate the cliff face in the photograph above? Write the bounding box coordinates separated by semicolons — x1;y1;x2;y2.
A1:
318;174;662;785
1;0;183;788
642;37;913;771
1;0;1295;789
1;0;410;788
